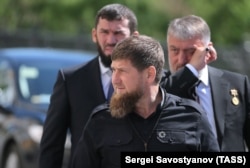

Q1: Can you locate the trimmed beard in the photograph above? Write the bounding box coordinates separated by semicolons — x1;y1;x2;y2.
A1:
109;89;143;119
97;42;112;68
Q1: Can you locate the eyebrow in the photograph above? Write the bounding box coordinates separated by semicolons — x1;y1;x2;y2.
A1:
169;45;195;51
169;45;177;49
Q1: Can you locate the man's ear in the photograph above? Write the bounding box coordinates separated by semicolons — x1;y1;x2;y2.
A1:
92;28;97;43
206;42;217;64
132;31;139;36
147;66;156;83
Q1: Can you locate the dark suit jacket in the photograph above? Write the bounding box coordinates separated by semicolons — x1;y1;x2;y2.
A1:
39;56;199;168
208;66;250;151
39;57;107;168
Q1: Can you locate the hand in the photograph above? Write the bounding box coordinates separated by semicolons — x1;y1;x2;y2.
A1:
189;45;217;71
189;45;207;71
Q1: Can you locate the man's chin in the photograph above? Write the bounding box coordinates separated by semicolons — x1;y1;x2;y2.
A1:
109;91;142;118
170;68;179;74
104;52;112;57
115;90;126;95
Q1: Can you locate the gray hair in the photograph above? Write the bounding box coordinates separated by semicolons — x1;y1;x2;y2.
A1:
167;15;211;45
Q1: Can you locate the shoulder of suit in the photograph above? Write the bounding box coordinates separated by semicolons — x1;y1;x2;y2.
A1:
60;57;98;81
209;66;247;78
90;102;110;118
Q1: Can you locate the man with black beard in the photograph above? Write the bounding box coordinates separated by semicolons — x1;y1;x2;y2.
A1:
39;4;139;168
71;35;219;168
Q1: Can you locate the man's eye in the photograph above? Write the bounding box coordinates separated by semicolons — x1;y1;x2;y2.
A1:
171;49;178;54
115;32;123;35
187;49;196;55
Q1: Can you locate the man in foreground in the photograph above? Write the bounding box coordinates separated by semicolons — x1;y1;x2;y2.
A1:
71;35;219;168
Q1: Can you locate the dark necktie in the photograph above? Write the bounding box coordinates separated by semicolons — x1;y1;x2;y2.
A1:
191;80;201;102
107;82;114;101
195;80;202;103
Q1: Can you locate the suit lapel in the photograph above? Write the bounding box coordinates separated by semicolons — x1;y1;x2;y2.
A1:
208;66;229;146
85;57;106;102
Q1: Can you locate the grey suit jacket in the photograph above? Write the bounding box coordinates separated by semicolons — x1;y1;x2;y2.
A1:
208;66;250;151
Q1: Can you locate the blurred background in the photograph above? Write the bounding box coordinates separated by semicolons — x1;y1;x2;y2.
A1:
0;1;250;167
0;0;250;75
0;0;250;77
1;0;250;77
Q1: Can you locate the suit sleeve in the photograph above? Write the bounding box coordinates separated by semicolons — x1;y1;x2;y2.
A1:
39;70;70;168
244;76;250;150
161;66;199;100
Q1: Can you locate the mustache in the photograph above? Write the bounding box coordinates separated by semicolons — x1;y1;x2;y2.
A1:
105;43;116;48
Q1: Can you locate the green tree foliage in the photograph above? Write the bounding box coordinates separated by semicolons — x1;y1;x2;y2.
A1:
0;0;168;41
185;0;250;46
0;0;250;46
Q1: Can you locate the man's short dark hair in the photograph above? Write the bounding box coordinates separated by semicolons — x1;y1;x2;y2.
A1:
95;3;138;34
112;35;165;83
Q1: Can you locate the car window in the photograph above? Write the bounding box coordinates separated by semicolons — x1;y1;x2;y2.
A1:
0;60;15;106
18;63;58;104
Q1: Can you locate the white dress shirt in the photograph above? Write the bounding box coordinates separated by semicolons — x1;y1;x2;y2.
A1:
186;64;217;139
98;57;112;99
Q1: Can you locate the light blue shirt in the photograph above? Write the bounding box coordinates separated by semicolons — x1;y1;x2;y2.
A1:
186;64;217;139
99;57;112;99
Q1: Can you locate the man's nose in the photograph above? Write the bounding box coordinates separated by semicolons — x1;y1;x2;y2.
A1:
112;71;121;85
107;34;117;44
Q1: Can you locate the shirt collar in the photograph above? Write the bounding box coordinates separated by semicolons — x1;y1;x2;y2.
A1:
198;65;209;86
98;56;111;76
